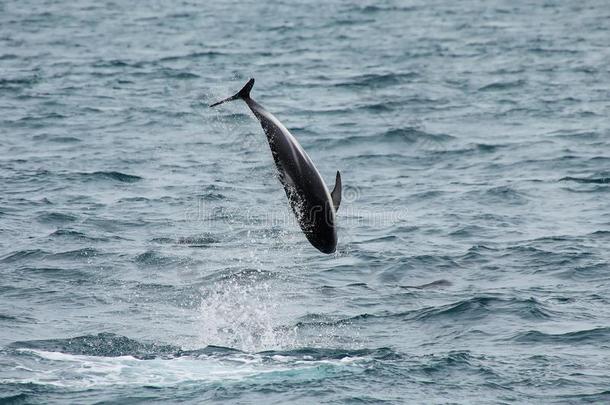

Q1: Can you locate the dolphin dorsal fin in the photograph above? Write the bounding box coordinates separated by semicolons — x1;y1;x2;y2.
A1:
331;171;342;212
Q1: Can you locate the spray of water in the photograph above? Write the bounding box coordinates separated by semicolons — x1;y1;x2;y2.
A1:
195;270;297;352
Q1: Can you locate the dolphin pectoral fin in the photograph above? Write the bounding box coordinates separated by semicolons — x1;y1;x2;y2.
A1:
209;78;255;107
331;171;342;212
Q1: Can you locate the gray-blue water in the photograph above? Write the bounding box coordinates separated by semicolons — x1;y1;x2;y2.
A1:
1;0;609;403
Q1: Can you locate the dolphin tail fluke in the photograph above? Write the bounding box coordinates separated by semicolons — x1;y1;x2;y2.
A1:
209;78;255;107
331;171;342;212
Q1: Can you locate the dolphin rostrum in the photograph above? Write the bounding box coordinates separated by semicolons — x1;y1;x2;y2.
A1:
210;78;341;254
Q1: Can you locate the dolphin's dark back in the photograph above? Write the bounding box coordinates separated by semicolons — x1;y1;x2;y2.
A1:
210;78;340;254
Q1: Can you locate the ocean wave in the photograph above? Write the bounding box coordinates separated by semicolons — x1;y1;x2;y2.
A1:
0;314;34;324
352;5;418;13
158;51;224;62
559;176;610;184
419;296;554;321
0;54;19;60
558;390;610;402
36;212;78;224
134;250;181;267
400;280;452;290
9;333;181;360
478;80;526;92
14;266;91;280
553;262;610;280
457;245;497;263
200;268;280;285
513;327;610;345
8;332;397;364
150;234;219;246
0;76;40;88
78;171;142;183
418;351;497;377
471;185;529;205
0;249;48;263
330;72;419;88
260;346;399;361
92;59;144;69
316;127;454;149
296;296;553;328
32;134;81;143
47;248;101;260
547;130;600;140
49;229;100;241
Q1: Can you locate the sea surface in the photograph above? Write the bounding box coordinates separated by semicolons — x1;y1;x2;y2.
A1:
1;0;610;403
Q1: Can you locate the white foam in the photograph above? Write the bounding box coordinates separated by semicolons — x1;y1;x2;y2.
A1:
5;349;365;389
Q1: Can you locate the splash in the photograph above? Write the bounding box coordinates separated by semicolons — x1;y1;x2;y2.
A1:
195;270;297;352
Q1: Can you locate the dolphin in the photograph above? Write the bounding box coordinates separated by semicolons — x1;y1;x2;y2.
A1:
210;78;341;254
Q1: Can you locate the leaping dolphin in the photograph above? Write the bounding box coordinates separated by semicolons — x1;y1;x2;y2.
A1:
210;78;341;254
